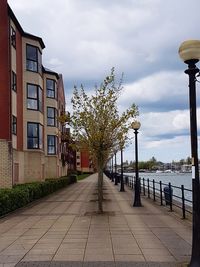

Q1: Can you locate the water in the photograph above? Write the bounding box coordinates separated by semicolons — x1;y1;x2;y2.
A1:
124;172;193;204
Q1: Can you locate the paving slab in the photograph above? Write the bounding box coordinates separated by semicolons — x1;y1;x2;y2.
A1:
0;173;191;266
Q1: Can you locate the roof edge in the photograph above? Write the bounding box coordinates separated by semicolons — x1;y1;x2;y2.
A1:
8;4;45;49
43;66;60;79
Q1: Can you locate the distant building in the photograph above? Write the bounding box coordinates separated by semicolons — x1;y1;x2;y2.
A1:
0;1;71;187
76;149;93;173
181;164;192;173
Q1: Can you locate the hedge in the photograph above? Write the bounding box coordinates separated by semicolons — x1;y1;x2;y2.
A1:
0;175;77;217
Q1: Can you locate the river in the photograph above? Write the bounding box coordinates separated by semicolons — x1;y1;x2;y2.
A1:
124;172;193;203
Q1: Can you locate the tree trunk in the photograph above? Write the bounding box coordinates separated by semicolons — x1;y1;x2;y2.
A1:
97;155;104;213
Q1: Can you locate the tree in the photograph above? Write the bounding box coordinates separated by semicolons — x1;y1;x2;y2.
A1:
71;68;138;213
186;156;192;165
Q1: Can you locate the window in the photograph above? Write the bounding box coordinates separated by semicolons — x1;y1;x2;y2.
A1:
27;123;43;149
26;44;42;73
47;107;57;126
11;27;16;48
12;116;17;135
46;79;57;99
27;84;42;112
47;135;57;155
11;71;17;91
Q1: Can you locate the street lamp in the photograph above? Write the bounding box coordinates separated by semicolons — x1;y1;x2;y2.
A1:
119;144;125;192
111;155;114;182
131;120;142;207
114;152;118;185
178;40;200;267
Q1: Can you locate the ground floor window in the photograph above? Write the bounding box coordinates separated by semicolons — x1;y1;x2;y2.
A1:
47;135;57;155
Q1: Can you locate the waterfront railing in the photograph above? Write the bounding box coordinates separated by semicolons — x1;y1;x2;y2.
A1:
104;171;192;219
124;174;192;219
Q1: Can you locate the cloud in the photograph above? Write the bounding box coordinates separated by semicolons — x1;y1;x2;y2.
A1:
7;0;200;162
8;0;200;85
119;70;188;112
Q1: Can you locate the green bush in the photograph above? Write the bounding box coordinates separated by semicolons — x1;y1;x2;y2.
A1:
0;175;77;217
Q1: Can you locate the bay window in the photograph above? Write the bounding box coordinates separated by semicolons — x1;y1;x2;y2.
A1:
27;83;43;112
47;107;57;126
26;44;42;74
46;79;57;99
27;123;43;149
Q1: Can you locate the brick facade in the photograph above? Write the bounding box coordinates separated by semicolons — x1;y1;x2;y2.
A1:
0;140;12;188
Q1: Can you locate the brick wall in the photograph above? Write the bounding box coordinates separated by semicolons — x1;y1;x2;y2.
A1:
0;140;13;188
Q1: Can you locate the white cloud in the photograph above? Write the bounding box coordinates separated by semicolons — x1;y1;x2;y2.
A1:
8;0;200;83
140;110;189;137
7;0;200;162
120;70;187;107
172;113;190;130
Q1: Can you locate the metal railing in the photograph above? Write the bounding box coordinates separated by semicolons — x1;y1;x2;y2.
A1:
124;175;192;219
104;171;193;219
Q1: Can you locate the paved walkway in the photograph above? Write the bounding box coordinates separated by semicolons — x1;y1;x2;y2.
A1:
0;174;192;267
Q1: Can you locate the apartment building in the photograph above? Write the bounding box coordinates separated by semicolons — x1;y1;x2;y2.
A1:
0;0;71;188
76;149;93;173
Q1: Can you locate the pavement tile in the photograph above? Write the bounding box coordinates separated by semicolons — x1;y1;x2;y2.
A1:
56;248;84;255
37;239;62;244
84;254;114;261
135;238;165;249
0;249;28;256
53;253;84;261
86;242;112;248
60;243;86;249
144;255;176;262
115;254;146;262
85;248;113;255
65;234;88;239
113;247;141;255
62;239;87;243
27;248;58;255
0;255;23;264
21;254;54;261
141;248;172;256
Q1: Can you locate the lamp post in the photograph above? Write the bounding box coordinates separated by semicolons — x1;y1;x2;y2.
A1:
114;152;118;185
131;121;142;207
179;40;200;267
111;155;114;182
119;146;125;192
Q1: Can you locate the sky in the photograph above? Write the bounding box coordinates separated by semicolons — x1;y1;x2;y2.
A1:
8;0;200;163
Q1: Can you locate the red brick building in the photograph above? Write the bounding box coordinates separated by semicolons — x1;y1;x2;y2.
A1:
76;148;93;173
0;1;73;187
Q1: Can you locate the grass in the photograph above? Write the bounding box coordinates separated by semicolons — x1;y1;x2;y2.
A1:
77;173;91;181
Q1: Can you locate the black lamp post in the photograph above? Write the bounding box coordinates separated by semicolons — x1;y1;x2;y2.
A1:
111;155;114;182
132;121;142;207
179;40;200;267
114;152;118;185
119;146;125;192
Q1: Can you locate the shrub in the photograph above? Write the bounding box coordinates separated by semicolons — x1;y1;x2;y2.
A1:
0;175;77;217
